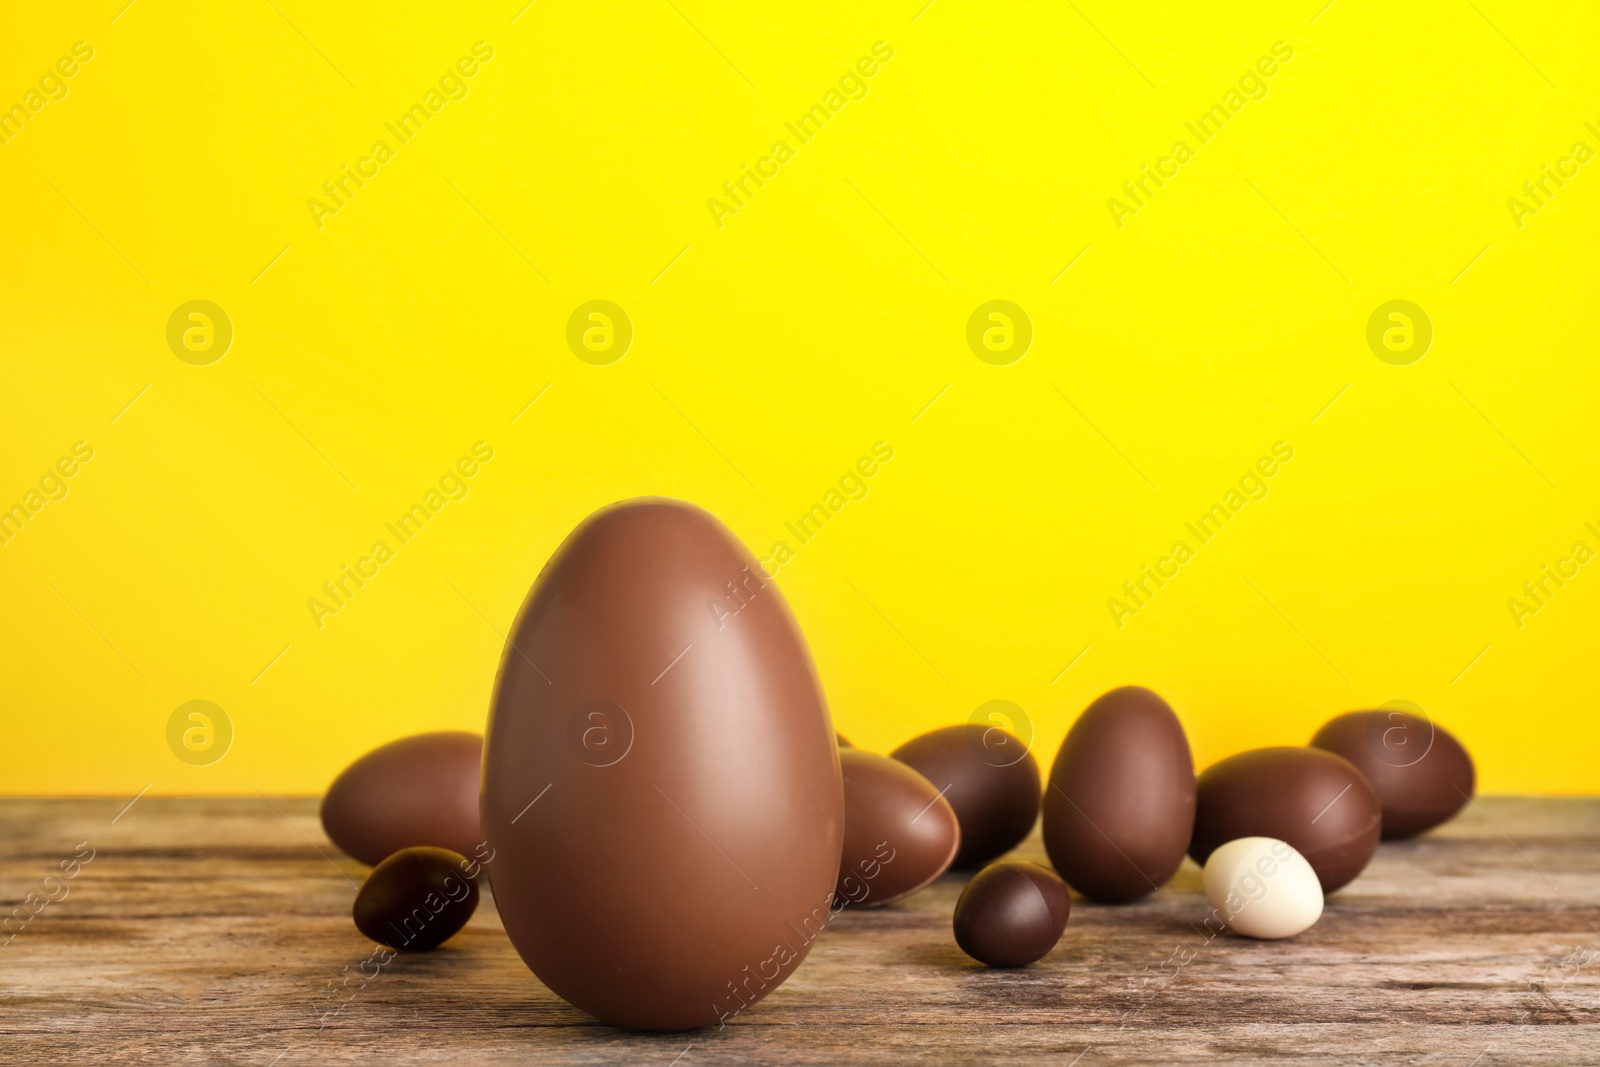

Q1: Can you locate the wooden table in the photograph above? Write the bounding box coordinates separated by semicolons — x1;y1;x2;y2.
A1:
2;796;1597;1064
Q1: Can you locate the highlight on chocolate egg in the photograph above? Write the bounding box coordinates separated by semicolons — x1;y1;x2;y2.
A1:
1190;747;1381;894
19;45;1578;1052
891;720;1040;869
1310;705;1476;839
481;499;843;1031
320;732;483;866
953;861;1070;967
1042;686;1196;903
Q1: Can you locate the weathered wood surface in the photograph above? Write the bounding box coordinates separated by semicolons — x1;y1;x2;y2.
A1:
1;796;1597;1065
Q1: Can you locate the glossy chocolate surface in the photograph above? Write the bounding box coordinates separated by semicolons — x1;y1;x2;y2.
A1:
1311;710;1475;838
891;725;1040;868
482;499;843;1031
953;861;1070;968
352;846;479;951
1191;746;1381;894
837;749;960;907
1042;686;1196;902
321;732;482;866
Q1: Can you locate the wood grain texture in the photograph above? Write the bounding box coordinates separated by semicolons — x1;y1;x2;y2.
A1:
1;796;1597;1065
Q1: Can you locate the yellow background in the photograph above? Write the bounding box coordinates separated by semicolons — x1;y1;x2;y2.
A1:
2;0;1596;796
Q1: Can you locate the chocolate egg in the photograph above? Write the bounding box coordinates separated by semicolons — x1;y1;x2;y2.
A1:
1201;838;1323;940
321;732;482;866
482;499;843;1031
352;846;480;951
1041;686;1195;902
890;725;1040;868
1191;747;1380;894
953;861;1070;967
1310;710;1475;838
838;749;960;906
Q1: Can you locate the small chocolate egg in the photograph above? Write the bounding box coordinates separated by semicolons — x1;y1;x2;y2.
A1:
1310;710;1475;838
321;732;482;866
1202;837;1322;940
1191;747;1380;894
352;846;480;951
838;749;959;907
891;725;1041;868
1041;686;1196;902
953;861;1070;967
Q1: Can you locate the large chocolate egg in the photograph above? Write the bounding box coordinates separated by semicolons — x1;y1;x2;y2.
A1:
1042;686;1195;903
482;499;844;1031
1190;747;1381;894
890;725;1040;868
837;749;960;906
320;732;482;866
1310;710;1475;838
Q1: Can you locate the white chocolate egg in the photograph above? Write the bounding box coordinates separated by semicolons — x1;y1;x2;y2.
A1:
1202;836;1323;939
